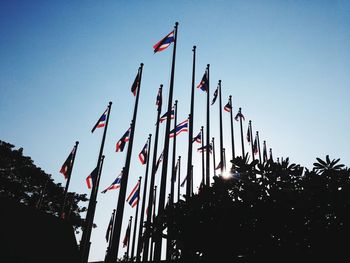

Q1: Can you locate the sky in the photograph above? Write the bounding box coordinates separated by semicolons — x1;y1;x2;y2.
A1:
1;0;350;261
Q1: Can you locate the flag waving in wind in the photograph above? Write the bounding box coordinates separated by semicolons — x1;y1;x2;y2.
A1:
159;108;175;123
105;211;114;242
224;101;232;112
253;136;258;155
138;140;148;165
86;166;99;189
153;30;175;53
247;125;251;143
234;110;245;121
126;181;140;208
155;151;163;173
131;71;140;96
169;119;188;138
197;70;208;92
59;146;76;179
156;87;162;111
101;172;122;193
123;221;131;248
211;87;218;105
91;108;108;133
192;131;202;144
116;128;131;152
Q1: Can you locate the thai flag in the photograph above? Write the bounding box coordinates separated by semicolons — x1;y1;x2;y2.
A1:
224;102;232;112
234;111;245;121
246;125;251;143
197;70;208;92
156;87;162;110
215;161;223;170
131;72;140;96
153;30;175;53
197;144;213;154
126;181;140;208
101;172;122;193
86;166;99;189
253;136;259;155
169;119;188;138
59;146;75;179
155;151;163;173
138;141;148;165
159;108;175;123
192;131;202;144
91;108;108;133
116;128;131;152
211;87;218;105
123;221;131;248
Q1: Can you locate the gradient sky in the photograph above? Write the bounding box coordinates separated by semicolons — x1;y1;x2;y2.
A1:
1;1;350;261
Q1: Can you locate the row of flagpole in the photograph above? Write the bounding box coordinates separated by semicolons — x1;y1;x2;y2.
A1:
56;21;277;263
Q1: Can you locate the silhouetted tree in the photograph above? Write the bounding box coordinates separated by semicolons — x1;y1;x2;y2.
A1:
0;140;87;232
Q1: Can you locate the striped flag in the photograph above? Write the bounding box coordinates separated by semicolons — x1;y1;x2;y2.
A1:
159;108;175;123
153;30;175;53
138;140;148;165
116;128;131;152
105;211;114;242
155;151;164;173
123;221;131;248
169;119;188;138
192;131;202;144
156;87;162;111
197;70;208;92
91;108;108;133
247;125;251;143
126;181;140;208
224;101;232;112
234;111;245;121
59;146;76;179
211;87;218;105
197;144;213;154
131;71;140;96
101;172;122;193
86;166;99;189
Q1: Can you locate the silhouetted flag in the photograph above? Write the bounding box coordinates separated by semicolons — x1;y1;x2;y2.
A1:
169;119;188;138
197;144;213;154
159;108;175;123
192;131;202;144
86;166;98;189
253;136;258;155
123;222;131;248
153;30;175;53
59;146;76;179
211;87;218;105
127;181;140;208
156;87;162;111
263;142;268;162
215;161;222;170
172;160;178;182
131;72;140;96
197;71;208;92
224;102;232;112
155;151;163;173
116;128;131;152
246;125;251;143
101;172;122;193
180;175;187;187
105;212;114;242
234;111;245;121
138;141;148;165
91;108;108;133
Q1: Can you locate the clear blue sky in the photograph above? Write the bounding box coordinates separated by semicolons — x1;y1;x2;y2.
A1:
1;0;350;261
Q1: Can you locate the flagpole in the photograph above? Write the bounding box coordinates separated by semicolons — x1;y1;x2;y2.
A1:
201;126;205;185
61;141;79;219
212;137;216;177
167;99;178;260
229;95;235;164
269;148;273;162
131;177;142;259
104;209;116;262
126;216;133;260
150;186;157;261
177;156;181;201
143;86;163;261
263;140;267;163
108;63;144;263
205;64;210;186
81;101;112;263
256;131;262;163
238;107;245;157
249;120;254;161
136;134;152;262
186;45;196;199
218;80;224;174
223;148;227;171
154;21;179;261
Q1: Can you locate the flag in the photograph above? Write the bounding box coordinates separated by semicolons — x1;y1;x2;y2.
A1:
91;108;108;133
180;175;187;187
156;87;162;111
105;212;114;242
153;30;175;53
123;222;131;248
269;148;273;162
253;136;258;155
116;128;131;152
126;181;140;208
155;151;163;173
131;71;140;96
215;161;222;170
192;131;201;144
234;111;245;121
197;144;213;154
172;160;179;182
86;166;99;189
197;70;208;92
59;146;75;179
138;141;148;165
159;108;175;123
246;125;251;143
169;119;188;138
101;172;122;193
224;102;232;112
211;87;218;105
263;142;268;162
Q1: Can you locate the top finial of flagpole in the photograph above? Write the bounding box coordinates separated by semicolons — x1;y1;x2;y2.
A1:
160;84;163;88
102;155;105;160
207;64;210;68
219;80;221;84
75;141;79;146
140;63;144;68
193;45;196;51
256;131;259;135
148;133;152;138
109;101;112;106
229;95;232;99
175;22;179;26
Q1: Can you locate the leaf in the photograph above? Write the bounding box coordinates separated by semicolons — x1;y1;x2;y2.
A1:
326;155;331;164
316;158;327;166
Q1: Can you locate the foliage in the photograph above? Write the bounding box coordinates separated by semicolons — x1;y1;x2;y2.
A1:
151;155;350;261
0;140;87;232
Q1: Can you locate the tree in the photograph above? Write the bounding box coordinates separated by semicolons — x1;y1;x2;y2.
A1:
0;140;87;232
